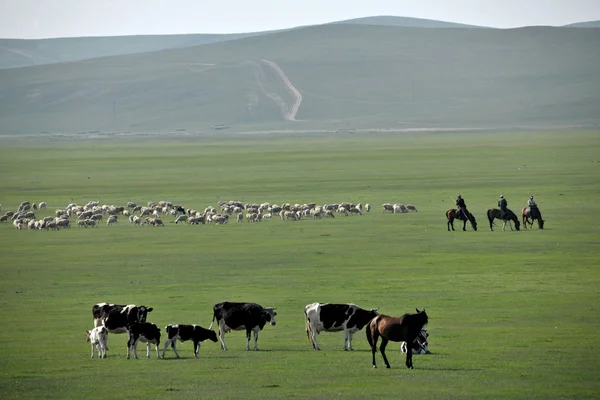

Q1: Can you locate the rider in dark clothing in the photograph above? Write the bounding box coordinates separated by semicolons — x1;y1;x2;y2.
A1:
456;195;468;220
498;194;508;219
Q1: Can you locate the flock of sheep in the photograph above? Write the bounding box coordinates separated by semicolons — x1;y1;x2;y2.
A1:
0;200;418;231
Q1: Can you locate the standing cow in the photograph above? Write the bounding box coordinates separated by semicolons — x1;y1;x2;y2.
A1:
209;301;277;351
127;322;161;359
162;324;218;358
304;303;379;351
93;303;153;334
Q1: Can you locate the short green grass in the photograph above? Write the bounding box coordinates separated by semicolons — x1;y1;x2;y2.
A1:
0;130;599;399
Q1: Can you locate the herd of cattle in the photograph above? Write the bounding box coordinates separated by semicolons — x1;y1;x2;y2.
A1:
87;302;429;364
1;199;418;231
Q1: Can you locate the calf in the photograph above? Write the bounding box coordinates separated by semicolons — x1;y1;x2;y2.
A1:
304;303;379;351
162;324;218;358
209;301;277;351
86;326;108;359
127;322;161;359
400;329;429;355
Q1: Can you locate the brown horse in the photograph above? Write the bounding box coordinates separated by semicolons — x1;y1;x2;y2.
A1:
521;207;545;230
446;209;477;231
366;309;428;370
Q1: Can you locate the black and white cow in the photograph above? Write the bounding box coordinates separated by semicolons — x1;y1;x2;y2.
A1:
209;301;277;351
400;329;429;355
101;304;153;334
127;322;161;359
304;302;379;351
162;324;218;358
92;302;124;327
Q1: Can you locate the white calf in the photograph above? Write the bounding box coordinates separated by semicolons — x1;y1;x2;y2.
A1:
86;326;108;358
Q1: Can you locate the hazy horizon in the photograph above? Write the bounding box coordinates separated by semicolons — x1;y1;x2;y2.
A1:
1;0;599;39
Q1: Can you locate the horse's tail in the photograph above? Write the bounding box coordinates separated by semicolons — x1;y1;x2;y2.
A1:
365;316;377;350
486;209;496;230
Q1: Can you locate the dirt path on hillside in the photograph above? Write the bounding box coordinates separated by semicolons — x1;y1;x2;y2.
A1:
261;60;303;121
249;61;290;119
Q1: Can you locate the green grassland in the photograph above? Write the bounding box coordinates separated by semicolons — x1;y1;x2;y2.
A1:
0;130;599;399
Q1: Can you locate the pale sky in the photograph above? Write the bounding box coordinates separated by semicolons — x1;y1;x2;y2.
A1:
1;0;599;39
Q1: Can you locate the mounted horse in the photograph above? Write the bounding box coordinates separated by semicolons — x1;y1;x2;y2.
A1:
366;309;428;370
487;208;520;231
446;209;477;231
521;206;545;230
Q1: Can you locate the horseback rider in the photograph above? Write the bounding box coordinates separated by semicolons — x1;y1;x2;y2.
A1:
455;194;468;220
527;195;538;218
498;194;508;219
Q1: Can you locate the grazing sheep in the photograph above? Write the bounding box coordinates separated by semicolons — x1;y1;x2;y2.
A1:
365;203;371;212
0;215;9;223
77;220;87;228
38;202;47;210
349;207;362;215
129;215;141;225
237;213;244;223
56;219;71;229
406;204;418;212
382;203;394;213
106;215;118;225
175;215;188;224
144;217;164;227
188;216;205;225
393;203;408;214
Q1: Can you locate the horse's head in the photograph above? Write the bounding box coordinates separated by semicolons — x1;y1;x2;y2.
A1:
471;215;478;231
514;219;521;231
539;219;545;229
415;308;429;326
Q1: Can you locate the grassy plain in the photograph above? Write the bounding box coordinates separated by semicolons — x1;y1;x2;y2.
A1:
0;130;599;399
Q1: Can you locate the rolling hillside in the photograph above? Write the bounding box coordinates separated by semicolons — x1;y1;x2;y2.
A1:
0;24;598;135
563;20;600;28
0;32;265;70
0;16;485;70
331;15;486;28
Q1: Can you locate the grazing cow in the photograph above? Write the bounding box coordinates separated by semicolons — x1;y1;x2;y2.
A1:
127;322;161;359
98;304;153;334
304;303;379;351
209;301;277;351
86;326;108;358
400;329;429;355
406;204;418;212
162;324;218;358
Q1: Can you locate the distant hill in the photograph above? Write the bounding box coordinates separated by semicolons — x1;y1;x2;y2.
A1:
0;15;488;70
331;15;487;28
0;32;264;69
563;20;600;28
0;24;598;135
